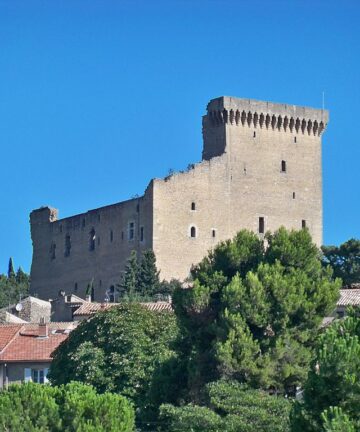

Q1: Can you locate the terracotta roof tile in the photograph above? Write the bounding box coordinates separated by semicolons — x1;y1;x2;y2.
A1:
338;289;360;307
0;325;21;351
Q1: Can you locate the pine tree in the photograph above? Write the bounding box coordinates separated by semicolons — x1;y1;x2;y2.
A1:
7;257;15;279
118;250;138;299
138;250;160;297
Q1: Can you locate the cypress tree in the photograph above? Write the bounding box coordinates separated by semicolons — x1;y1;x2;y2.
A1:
138;250;160;297
118;250;138;299
7;258;15;280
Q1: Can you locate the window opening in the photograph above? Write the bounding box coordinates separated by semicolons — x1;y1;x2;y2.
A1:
259;217;265;234
121;231;124;240
82;219;86;228
302;220;306;229
212;229;216;238
294;136;297;143
253;131;256;138
190;226;196;238
293;192;296;199
109;285;115;303
110;230;113;242
140;226;144;242
136;204;140;213
32;369;45;384
74;282;78;292
129;222;135;240
64;234;71;257
191;202;196;211
281;160;286;172
50;242;56;260
91;285;95;302
89;228;96;251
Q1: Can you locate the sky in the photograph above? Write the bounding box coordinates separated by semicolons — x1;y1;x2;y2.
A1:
0;0;359;274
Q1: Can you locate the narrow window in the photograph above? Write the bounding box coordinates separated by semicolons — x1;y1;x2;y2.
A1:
64;235;71;257
82;219;86;228
136;204;140;213
109;285;115;303
121;231;124;240
89;228;96;251
281;160;286;172
191;202;196;211
293;192;296;199
50;242;56;260
190;226;196;238
91;285;95;302
140;226;144;242
110;230;113;242
74;282;78;292
294;136;297;143
253;131;256;138
259;217;265;234
212;229;216;238
129;222;135;240
302;219;306;229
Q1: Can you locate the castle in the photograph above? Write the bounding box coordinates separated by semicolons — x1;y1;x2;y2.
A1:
29;96;329;302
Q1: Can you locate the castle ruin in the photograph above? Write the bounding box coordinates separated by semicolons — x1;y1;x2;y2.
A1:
30;96;328;301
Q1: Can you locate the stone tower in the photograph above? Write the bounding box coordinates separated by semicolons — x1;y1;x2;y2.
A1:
30;96;328;302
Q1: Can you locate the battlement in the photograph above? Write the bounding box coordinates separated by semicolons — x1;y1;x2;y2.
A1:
205;96;329;136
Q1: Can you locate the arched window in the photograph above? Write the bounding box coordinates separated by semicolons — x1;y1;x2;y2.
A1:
89;228;96;251
190;226;196;238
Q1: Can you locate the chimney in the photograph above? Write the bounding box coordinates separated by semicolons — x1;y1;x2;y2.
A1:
38;317;48;338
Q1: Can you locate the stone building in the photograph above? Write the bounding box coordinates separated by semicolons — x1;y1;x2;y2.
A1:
30;96;328;302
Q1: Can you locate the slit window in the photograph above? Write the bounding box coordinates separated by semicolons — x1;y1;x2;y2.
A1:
302;219;306;229
64;235;71;257
110;230;113;242
294;136;297;143
259;217;265;234
190;226;196;238
253;131;256;138
121;231;124;241
281;160;286;172
293;192;296;199
109;285;115;303
129;222;135;240
140;226;144;242
191;202;196;211
74;282;78;292
212;229;216;238
89;228;96;251
50;242;56;260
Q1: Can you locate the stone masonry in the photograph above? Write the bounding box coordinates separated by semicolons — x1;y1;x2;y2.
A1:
30;96;329;302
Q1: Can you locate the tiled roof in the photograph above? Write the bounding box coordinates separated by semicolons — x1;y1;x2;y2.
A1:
0;324;70;363
73;301;173;316
338;289;360;307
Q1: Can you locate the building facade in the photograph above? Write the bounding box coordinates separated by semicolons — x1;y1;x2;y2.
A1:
30;96;328;301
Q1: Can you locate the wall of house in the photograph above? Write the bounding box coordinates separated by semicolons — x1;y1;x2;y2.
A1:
0;362;51;389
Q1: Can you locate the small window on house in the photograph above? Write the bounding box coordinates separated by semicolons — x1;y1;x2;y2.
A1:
89;228;96;251
190;226;196;238
212;229;216;238
294;136;297;143
293;192;296;199
191;202;196;211
110;230;113;242
109;285;115;303
281;160;286;172
337;310;345;318
74;282;78;292
140;226;144;242
259;217;265;234
129;222;135;240
302;219;306;229
32;369;45;384
50;242;56;260
64;235;71;257
253;131;256;138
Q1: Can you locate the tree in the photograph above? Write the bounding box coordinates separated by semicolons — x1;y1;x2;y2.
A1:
159;380;291;432
7;257;15;279
137;250;160;297
0;382;134;432
0;262;30;309
290;312;360;431
322;239;360;286
118;250;138;298
173;228;340;397
48;303;178;415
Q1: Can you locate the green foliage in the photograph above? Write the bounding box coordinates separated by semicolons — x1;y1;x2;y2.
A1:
173;228;340;396
48;303;178;413
118;250;139;298
138;250;160;297
159;380;291;432
0;382;134;432
290;313;360;431
322;238;360;286
0;262;30;309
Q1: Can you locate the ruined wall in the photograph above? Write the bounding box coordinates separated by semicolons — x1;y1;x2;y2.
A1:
152;97;327;281
30;192;153;302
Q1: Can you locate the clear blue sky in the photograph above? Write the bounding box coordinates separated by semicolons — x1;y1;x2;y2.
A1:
0;0;359;274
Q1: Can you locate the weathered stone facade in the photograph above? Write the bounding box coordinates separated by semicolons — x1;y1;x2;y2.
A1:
30;96;328;302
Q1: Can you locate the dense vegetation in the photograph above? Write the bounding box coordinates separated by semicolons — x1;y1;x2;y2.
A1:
0;258;29;308
322;238;360;286
0;382;134;431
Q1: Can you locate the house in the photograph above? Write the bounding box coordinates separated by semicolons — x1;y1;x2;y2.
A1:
0;296;51;324
0;321;76;389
